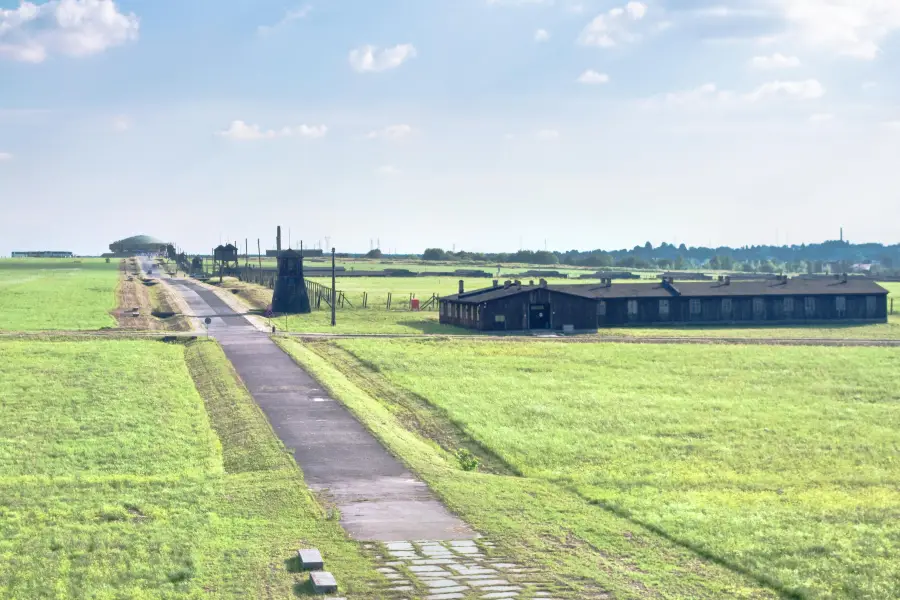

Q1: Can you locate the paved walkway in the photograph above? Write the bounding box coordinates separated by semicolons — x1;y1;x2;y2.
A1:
164;277;475;542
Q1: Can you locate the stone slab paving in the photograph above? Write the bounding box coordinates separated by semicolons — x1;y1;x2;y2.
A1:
364;539;582;599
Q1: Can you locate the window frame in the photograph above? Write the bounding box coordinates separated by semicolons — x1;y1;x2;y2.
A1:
689;298;702;315
659;299;670;318
753;297;765;317
783;297;794;314
627;299;639;317
804;296;816;316
721;298;732;316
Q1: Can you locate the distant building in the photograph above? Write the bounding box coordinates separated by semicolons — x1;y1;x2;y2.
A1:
11;251;74;258
440;276;889;332
109;235;170;256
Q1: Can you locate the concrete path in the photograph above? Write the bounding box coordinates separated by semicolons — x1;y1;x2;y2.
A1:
163;276;474;542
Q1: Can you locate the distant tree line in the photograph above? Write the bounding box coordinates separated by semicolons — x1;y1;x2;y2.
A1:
420;240;900;274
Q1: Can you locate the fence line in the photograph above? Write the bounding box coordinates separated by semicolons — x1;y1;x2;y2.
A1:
233;267;440;312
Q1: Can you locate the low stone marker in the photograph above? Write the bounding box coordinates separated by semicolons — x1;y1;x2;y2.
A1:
310;570;338;594
298;548;324;570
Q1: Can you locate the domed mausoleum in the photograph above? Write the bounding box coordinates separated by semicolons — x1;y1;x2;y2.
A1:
109;235;170;256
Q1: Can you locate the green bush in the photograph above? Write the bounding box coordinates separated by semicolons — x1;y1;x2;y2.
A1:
455;448;479;472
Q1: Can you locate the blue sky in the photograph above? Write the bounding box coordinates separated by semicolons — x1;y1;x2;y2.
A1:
1;0;899;256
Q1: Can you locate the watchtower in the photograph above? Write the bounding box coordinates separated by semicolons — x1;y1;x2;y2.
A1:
212;243;239;279
272;249;311;313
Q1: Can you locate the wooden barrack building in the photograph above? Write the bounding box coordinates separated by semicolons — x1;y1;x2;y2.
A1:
439;275;889;332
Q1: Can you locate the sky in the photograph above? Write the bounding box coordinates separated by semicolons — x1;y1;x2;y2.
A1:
1;0;899;256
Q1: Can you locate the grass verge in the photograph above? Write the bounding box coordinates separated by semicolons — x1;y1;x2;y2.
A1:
276;337;783;600
303;338;900;600
0;338;382;598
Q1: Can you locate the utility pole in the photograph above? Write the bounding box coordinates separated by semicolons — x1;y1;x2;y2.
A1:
257;239;262;268
331;248;337;327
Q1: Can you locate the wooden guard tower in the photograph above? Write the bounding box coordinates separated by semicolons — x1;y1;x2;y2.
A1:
272;249;311;313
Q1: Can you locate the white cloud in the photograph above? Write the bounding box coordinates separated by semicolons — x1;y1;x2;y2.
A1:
534;28;550;42
749;53;801;69
884;121;900;131
776;0;900;60
745;79;825;101
625;1;647;19
0;0;139;63
218;120;328;141
349;43;416;73
0;152;12;161
577;69;610;84
862;81;878;90
652;82;729;106
692;6;770;18
375;165;401;176
111;115;130;132
258;5;311;36
535;129;560;140
809;112;834;123
578;2;649;47
366;124;415;141
645;79;825;107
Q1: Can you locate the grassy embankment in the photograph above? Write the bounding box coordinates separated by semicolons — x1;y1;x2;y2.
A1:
0;259;119;331
278;338;900;599
0;339;382;598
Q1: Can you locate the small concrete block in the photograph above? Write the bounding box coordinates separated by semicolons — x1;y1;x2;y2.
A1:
409;565;447;573
480;593;520;599
449;565;496;576
426;594;466;600
310;571;338;595
468;579;511;587
412;559;456;565
424;587;468;594
298;549;324;571
424;578;463;588
386;541;414;551
448;540;477;547
389;551;419;559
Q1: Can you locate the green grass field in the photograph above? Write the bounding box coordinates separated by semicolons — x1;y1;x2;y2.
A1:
0;259;119;331
0;339;380;598
281;338;900;599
